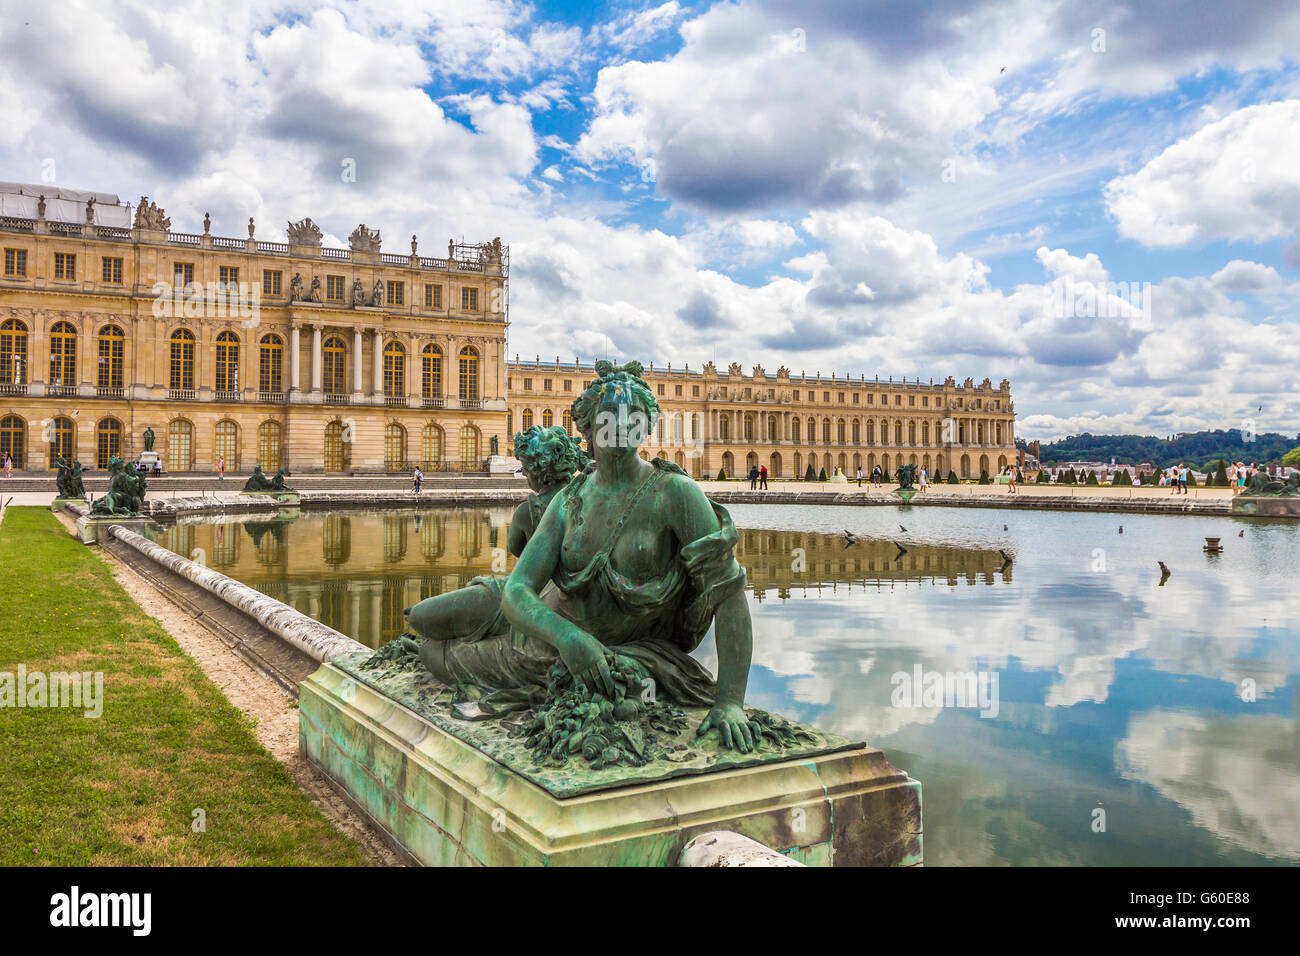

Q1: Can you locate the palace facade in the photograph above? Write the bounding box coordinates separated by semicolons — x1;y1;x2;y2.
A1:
507;358;1016;480
0;182;1015;480
0;183;509;474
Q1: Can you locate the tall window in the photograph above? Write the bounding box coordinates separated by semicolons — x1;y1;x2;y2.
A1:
48;321;77;388
326;276;345;302
4;248;27;277
383;341;405;398
324;421;345;471
98;325;124;389
48;416;74;468
95;418;121;469
822;419;831;444
101;257;123;284
218;266;239;290
0;415;25;468
0;319;27;384
422;423;443;466
214;420;238;469
258;420;282;471
384;423;406;470
459;425;479;463
521;408;533;430
421;344;442;398
837;419;846;444
542;408;554;428
323;337;346;395
259;334;283;393
386;281;404;306
461;287;478;311
53;252;75;280
169;328;195;390
173;262;194;288
458;346;479;402
852;420;861;443
215;331;240;391
792;418;800;443
743;413;754;442
424;284;442;308
562;409;573;434
719;414;729;441
167;419;194;471
262;270;282;296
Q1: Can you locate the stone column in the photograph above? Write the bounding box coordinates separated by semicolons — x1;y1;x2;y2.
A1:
352;328;364;396
372;329;384;400
311;324;322;393
290;325;301;393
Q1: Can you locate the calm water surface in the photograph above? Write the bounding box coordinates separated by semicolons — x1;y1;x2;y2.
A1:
162;503;1300;866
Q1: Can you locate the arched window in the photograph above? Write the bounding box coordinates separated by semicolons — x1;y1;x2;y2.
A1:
459;425;479;463
719;414;730;441
98;325;124;389
384;422;406;470
259;334;283;393
866;421;875;444
895;421;904;444
214;419;238;470
792;418;801;443
806;418;815;443
0;319;28;384
215;331;240;392
743;413;754;442
422;423;443;467
921;421;930;445
562;409;573;434
852;420;860;444
48;321;77;389
95;418;121;469
324;421;345;471
48;415;74;468
837;419;846;444
258;420;282;471
542;408;554;428
323;337;346;395
767;415;777;441
908;421;917;446
506;412;512;436
0;414;25;467
822;419;831;444
167;419;194;471
169;328;195;391
383;341;405;399
458;346;480;402
793;451;801;475
521;408;533;430
421;344;442;399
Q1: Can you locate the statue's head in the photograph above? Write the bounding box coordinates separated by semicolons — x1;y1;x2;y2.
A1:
513;425;589;492
107;455;123;473
571;360;659;460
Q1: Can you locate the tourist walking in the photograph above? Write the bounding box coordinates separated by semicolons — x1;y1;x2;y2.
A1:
748;465;759;490
412;466;423;494
2;452;10;478
759;464;768;490
1007;465;1017;494
919;467;929;492
872;465;882;485
1178;465;1189;494
856;467;863;487
216;455;225;480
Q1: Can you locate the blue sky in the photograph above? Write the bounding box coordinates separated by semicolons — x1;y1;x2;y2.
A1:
1;0;1298;441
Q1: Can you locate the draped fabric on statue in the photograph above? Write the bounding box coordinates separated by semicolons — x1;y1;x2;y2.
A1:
418;458;747;712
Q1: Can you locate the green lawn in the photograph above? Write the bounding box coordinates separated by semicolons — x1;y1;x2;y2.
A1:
0;507;368;865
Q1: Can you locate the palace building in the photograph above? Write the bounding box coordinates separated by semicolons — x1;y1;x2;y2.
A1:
0;181;1015;480
0;183;509;474
507;358;1017;480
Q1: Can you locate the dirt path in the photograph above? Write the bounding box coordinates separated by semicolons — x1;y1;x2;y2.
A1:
54;510;404;866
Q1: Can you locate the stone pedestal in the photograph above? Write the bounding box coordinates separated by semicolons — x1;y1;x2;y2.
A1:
137;451;161;471
299;656;922;867
487;455;520;476
1231;496;1300;517
75;514;161;545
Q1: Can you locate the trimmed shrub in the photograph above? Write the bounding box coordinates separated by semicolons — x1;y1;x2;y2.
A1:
1036;470;1049;484
978;470;992;484
716;468;726;481
1213;460;1229;487
1113;469;1132;486
804;463;818;481
818;467;828;481
1085;470;1099;485
948;470;959;484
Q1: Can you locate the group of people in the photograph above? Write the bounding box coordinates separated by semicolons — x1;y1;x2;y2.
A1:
746;464;769;489
1227;461;1258;496
1160;465;1192;493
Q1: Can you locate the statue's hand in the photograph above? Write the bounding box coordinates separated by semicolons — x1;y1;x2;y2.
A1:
557;631;614;698
698;702;761;754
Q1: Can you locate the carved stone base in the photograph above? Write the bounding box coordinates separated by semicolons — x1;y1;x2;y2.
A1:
238;490;301;504
50;497;86;512
299;659;923;866
1231;496;1300;517
75;514;161;545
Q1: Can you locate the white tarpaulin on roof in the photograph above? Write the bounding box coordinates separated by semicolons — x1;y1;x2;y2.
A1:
0;182;131;226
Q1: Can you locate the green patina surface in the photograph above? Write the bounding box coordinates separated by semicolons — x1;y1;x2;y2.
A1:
332;649;861;799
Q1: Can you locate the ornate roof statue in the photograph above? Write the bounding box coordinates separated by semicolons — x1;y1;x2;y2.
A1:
702;361;717;375
85;197;95;224
1000;378;1011;391
133;197;171;231
776;365;790;377
287;217;323;244
727;362;743;376
480;236;504;261
349;223;381;253
751;365;765;379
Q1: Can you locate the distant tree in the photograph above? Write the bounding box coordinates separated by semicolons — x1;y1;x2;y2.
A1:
1283;447;1300;468
948;470;959;484
1213;460;1229;487
818;467;828;481
880;469;891;483
1036;469;1049;484
804;463;818;481
1085;470;1099;485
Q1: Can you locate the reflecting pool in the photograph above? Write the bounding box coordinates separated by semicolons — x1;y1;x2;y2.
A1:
161;503;1300;865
